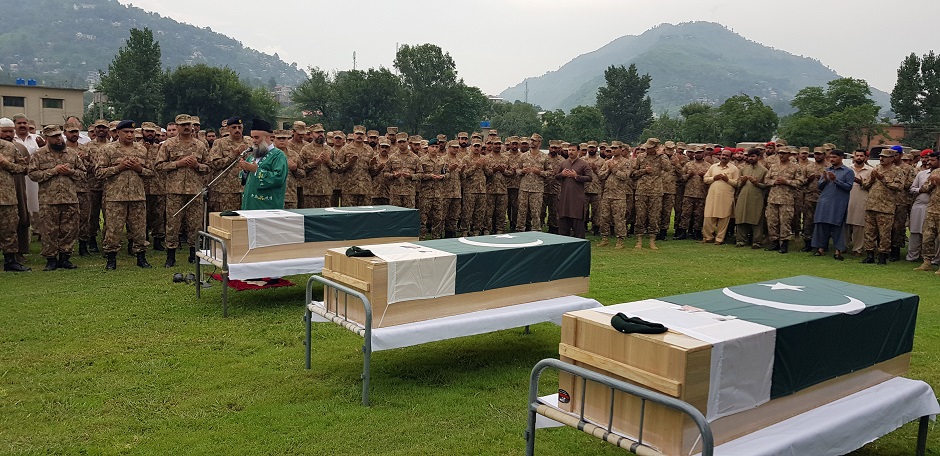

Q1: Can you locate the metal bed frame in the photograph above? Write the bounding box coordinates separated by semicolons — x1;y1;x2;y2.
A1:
195;231;232;316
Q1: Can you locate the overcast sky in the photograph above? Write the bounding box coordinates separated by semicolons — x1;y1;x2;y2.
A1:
124;0;938;97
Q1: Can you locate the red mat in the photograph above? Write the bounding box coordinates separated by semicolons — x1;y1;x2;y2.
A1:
210;274;295;291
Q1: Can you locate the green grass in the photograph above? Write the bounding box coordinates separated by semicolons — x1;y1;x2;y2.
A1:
1;237;938;455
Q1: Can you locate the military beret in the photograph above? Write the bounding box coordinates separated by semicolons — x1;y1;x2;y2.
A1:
42;124;63;136
221;119;228;127
226;116;242;126
921;149;933;157
927;150;939;158
116;120;135;130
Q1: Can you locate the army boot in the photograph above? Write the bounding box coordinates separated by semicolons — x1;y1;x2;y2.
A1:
877;253;888;265
58;253;77;269
889;247;901;262
673;228;687;240
597;237;609;247
105;252;117;270
657;229;667;241
153;237;165;251
3;253;30;272
165;248;176;268
861;251;875;264
778;240;789;254
634;234;643;250
188;247;197;264
649;237;659;250
78;241;89;257
765;241;780;251
127;240;133;256
136;251;152;269
87;237;99;253
914;260;934;271
614;238;624;250
43;257;58;271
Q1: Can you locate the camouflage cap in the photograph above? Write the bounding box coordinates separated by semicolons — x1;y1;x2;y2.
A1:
447;140;460;148
492;137;503;144
191;116;201;125
457;131;470;139
599;142;609;148
519;137;531;144
378;137;390;146
471;138;483;145
587;140;598;147
273;129;291;138
42;124;63;136
292;121;308;133
579;143;588;148
676;142;687;149
310;123;325;132
141;121;159;131
436;134;447;142
91;119;109;128
396;132;409;141
332;131;344;138
879;148;897;157
664;140;676;149
754;144;765;150
776;139;789;147
367;130;380;137
108;120;119;130
353;125;366;134
822;142;837;151
487;129;498;136
471;132;483;139
548;140;559;147
646;137;661;146
387;126;399;134
610;140;623;147
799;146;810;153
174;114;193;125
409;135;422;144
63;119;82;130
813;146;824;153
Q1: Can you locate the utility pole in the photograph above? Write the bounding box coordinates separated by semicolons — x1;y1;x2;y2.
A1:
525;81;529;104
352;51;357;70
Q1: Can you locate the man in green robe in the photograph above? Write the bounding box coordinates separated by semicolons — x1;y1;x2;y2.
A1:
239;118;288;210
734;149;769;248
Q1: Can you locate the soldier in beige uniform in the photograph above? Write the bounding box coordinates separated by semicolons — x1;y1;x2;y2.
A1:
140;122;165;251
440;140;464;238
97;120;154;269
0;131;29;271
484;137;513;234
335;126;373;206
799;147;828;251
861;149;906;264
85;119;111;253
208;117;251;212
461;138;489;235
28;125;86;271
274;130;305;209
893;151;918;261
417;141;445;238
631;139;669;249
505;136;522;230
299;124;334;208
155;114;210;267
913;151;940;273
385;131;419;209
597;141;631;248
516;138;552;232
370;138;392;205
62;121;94;256
678;147;710;240
763;148;804;253
287;121;309;208
583;141;603;236
658;141;681;240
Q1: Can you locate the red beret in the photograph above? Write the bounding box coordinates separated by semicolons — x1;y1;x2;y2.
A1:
921;149;933;157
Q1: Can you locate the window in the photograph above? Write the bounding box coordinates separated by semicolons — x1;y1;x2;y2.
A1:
2;96;25;107
42;98;63;109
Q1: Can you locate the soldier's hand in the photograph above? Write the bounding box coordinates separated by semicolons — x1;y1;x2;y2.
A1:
644;166;653;174
0;154;8;167
288;159;298;171
347;154;359;164
449;162;459;171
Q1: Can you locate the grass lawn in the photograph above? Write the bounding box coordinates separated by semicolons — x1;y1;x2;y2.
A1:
1;236;938;455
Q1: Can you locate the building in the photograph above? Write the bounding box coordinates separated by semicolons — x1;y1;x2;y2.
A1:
0;82;86;125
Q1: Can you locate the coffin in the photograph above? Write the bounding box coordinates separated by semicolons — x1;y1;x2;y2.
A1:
206;206;420;264
558;276;918;455
321;232;591;328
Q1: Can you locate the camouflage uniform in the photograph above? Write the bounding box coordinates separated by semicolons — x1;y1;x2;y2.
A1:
208;135;252;212
0;139;27;254
96;142;153;253
763;161;804;242
439;150;463;235
461;151;489;235
300;142;334;208
673;152;689;229
516;151;552;232
583;153;603;232
918;169;940;264
67;142;94;243
659;154;681;234
484;151;514;234
893;163;917;249
385;149;419;209
863;164;905;254
287;139;308;207
542;154;563;231
800;159;827;243
85;140;109;241
417;153;444;237
283;140;307;209
155;136;210;250
597;155;631;238
336;142;374;207
631;153;668;235
370;152;391;206
143;140;166;242
680;159;710;235
28;145;85;258
506;150;522;230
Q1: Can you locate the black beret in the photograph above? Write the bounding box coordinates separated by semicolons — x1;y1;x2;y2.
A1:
226;116;242;126
250;118;272;133
116;120;135;130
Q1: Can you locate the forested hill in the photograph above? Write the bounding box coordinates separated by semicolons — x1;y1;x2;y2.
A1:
0;0;308;89
500;21;891;116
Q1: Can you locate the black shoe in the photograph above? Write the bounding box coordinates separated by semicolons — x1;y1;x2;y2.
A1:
889;247;901;262
165;249;176;268
127;240;133;256
3;253;30;272
188;247;197;264
153;238;165;251
593;226;600;237
57;253;77;269
43;257;58;271
78;241;89;257
105;252;117;270
861;252;875;264
656;229;667;241
444;230;455;239
673;229;687;240
778;240;789;254
765;241;780;251
877;253;888;265
801;243;813;252
88;238;99;253
173;272;185;283
834;253;845;261
813;250;824;256
136;252;152;269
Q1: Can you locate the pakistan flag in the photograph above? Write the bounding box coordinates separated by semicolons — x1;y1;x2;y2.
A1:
660;276;918;399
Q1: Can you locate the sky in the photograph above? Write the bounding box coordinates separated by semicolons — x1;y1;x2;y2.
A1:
123;0;939;96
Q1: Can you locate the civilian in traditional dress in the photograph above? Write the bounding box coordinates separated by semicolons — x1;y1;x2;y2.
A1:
811;149;855;260
734;149;769;248
701;149;740;244
907;151;934;262
239;119;288;210
845;150;873;255
554;148;592;238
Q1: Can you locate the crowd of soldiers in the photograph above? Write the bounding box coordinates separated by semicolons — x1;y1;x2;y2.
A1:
2;113;939;277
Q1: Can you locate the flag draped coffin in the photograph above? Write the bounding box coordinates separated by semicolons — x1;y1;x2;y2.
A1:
207;206;420;263
321;232;591;327
558;276;917;455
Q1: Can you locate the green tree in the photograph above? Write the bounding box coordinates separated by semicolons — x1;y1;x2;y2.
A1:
715;95;778;145
564;106;606;144
889;51;940;149
640;113;683;144
596;64;653;142
679;103;719;143
428;83;488;136
291;67;334;126
163;64;272;129
779;78;881;150
891;52;924;124
491;101;542;137
98;28;164;121
394;44;458;135
540;109;567;142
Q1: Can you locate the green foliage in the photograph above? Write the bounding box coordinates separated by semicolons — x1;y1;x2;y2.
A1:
891;53;923;124
780;78;881;150
596;64;653;142
97;28;164;122
540;109;567;142
429;84;489;137
891;52;940;149
715;95;778;145
162;64;274;129
640;113;683;144
394;44;459;135
564;106;606;144
490;101;542;138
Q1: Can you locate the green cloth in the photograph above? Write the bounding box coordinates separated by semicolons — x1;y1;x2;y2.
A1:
241;147;288;210
660;276;918;399
288;206;420;242
418;231;591;294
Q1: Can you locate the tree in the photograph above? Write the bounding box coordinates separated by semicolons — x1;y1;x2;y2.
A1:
394;44;458;135
779;78;881;150
491;101;542;137
163;64;274;129
679;103;719;143
891;53;924;124
596;64;653;142
564;106;606;144
640;113;683;144
715;95;778;145
540;109;567;142
98;28;164;121
428;84;488;136
291;67;334;125
891;51;940;149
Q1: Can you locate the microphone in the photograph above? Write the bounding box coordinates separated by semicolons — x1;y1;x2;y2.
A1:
240;146;254;157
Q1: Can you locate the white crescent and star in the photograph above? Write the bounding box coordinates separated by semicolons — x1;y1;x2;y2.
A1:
722;282;866;314
458;234;544;248
324;206;387;213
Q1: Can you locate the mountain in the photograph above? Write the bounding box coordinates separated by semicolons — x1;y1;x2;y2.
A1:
499;22;891;116
0;0;308;90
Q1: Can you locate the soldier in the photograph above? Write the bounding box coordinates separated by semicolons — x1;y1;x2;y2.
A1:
385;127;399;150
763;148;804;253
61;120;93;257
330;131;346;206
631;139;668;250
505;136;522;230
417;141;445;238
581;141;602;236
287;121;309;208
913;151;940;273
597;141;631;248
0;126;29;271
0;119;31;263
299;124;333;208
335;126;373;206
385;131;419;209
672;141;690;238
96;120;154;270
140;122;165;251
370;138;392;206
735;149;769;248
155;114;210;267
440;140;464;238
657;141;681;241
461;138;489;235
483;137;513;234
28;125;85;271
797;147;825;250
678;147;710;241
274;130;305;209
541;141;565;233
861;149;906;264
893;150;918;261
208;117;251;212
515;137;551;232
85;119;111;253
